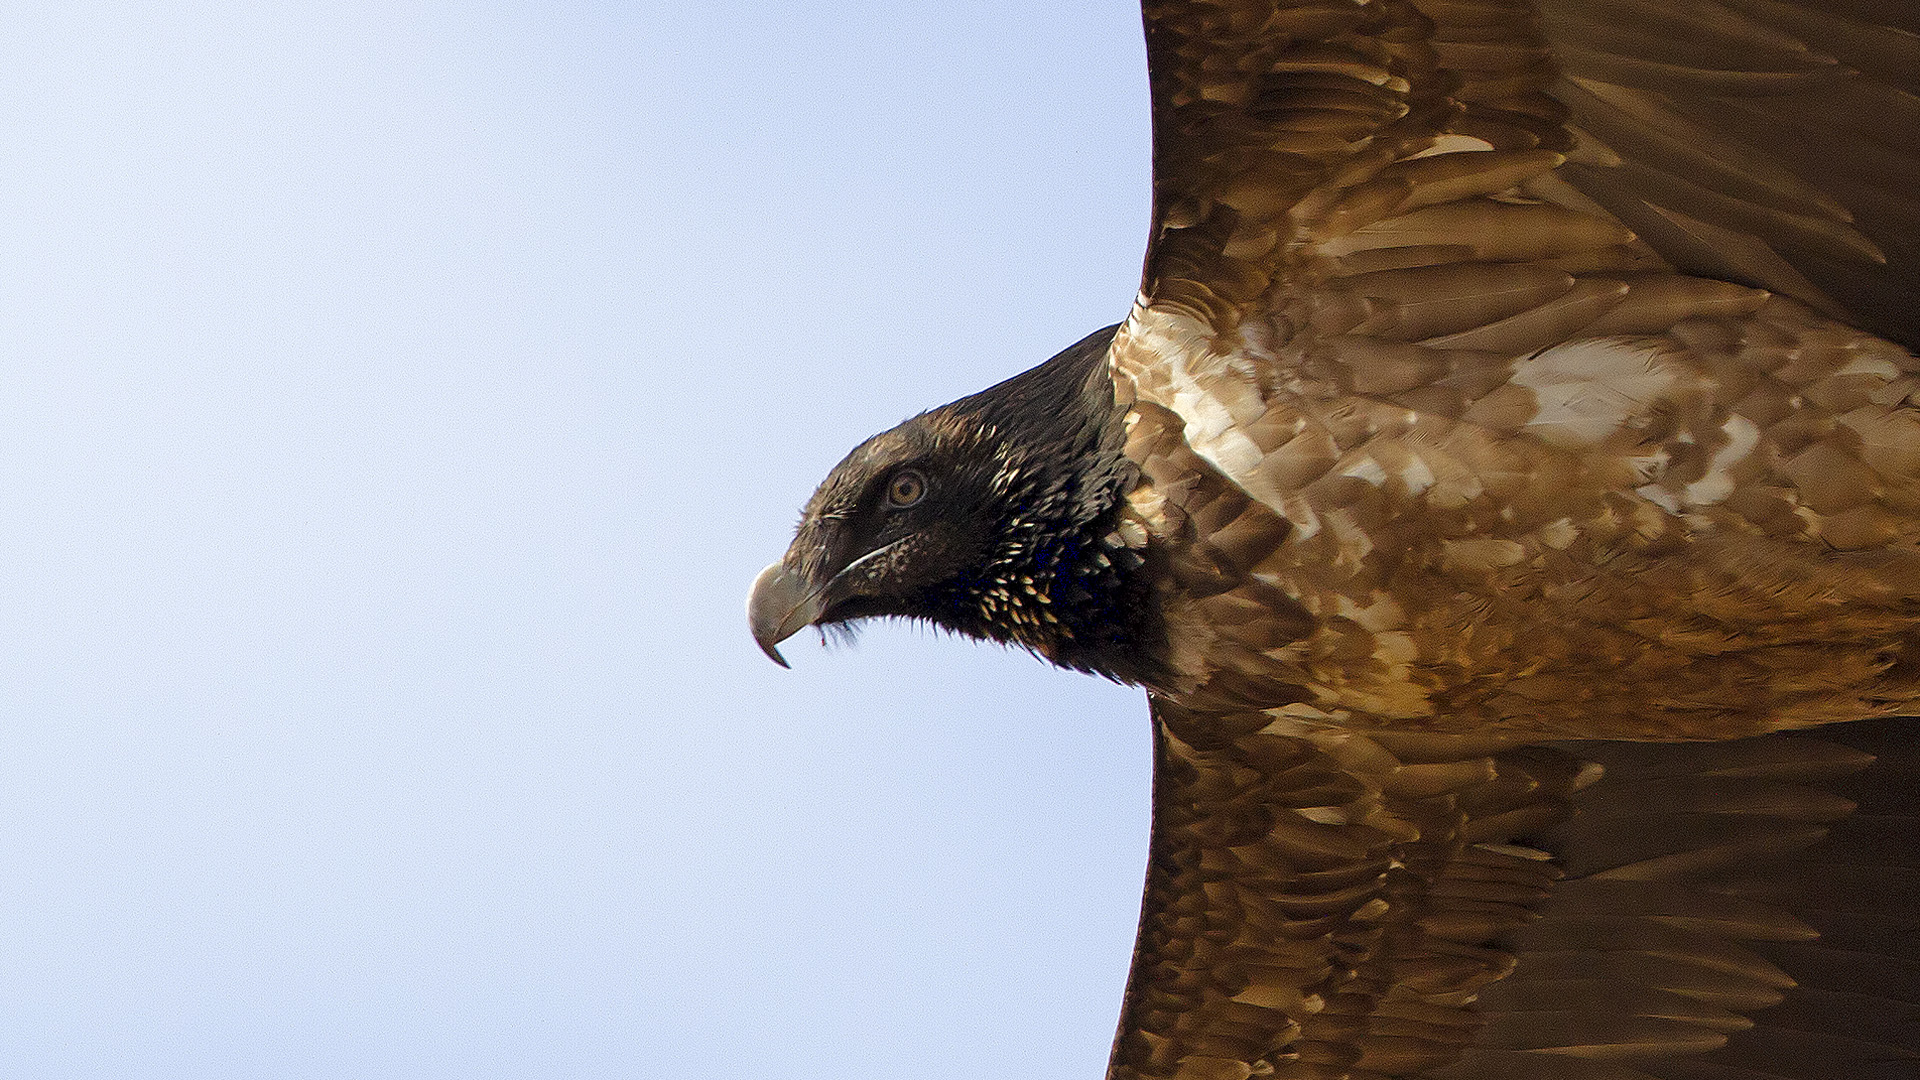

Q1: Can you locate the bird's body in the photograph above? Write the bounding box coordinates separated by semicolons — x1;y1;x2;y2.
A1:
750;0;1920;1075
1120;291;1920;741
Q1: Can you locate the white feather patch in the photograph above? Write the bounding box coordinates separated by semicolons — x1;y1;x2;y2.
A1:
1341;456;1389;487
1511;338;1680;447
1115;303;1302;512
1396;452;1437;496
1406;134;1496;160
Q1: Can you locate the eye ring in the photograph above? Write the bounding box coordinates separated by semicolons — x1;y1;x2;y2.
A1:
886;469;927;508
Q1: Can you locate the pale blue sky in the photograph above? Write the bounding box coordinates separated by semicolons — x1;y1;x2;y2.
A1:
2;3;1169;1078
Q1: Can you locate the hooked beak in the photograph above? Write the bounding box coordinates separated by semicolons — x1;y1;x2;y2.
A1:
747;560;822;668
747;538;912;667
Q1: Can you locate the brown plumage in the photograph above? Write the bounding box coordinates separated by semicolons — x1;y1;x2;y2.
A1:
749;1;1920;1076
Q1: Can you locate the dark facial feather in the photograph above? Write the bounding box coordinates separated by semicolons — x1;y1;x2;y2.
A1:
773;325;1171;685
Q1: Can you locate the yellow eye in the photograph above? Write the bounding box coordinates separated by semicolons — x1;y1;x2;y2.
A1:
886;469;927;508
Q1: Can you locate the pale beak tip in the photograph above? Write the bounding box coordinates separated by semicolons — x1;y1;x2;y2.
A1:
748;560;814;669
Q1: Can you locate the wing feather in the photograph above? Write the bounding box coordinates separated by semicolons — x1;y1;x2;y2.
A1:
1130;0;1920;364
1543;0;1920;346
1107;712;1919;1079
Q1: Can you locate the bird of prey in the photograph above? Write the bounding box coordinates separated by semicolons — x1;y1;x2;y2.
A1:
749;1;1920;1077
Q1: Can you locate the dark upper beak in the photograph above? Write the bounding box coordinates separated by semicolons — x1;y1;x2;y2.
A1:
747;559;825;668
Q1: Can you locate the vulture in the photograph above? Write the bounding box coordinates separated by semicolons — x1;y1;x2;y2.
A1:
749;1;1920;1077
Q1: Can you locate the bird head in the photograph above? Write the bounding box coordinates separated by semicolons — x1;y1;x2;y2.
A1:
749;325;1168;684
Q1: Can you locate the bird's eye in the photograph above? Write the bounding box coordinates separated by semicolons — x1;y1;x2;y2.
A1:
886;469;927;508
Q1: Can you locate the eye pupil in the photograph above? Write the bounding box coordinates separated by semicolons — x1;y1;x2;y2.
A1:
887;470;926;508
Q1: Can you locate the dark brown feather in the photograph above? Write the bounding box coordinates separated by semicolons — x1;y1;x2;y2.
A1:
1110;713;1919;1079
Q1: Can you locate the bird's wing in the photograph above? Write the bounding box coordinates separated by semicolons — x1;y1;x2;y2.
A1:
1107;704;1919;1079
1541;0;1920;350
1126;0;1920;353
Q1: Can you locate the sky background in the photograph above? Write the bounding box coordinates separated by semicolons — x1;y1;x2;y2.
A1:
3;3;1163;1077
